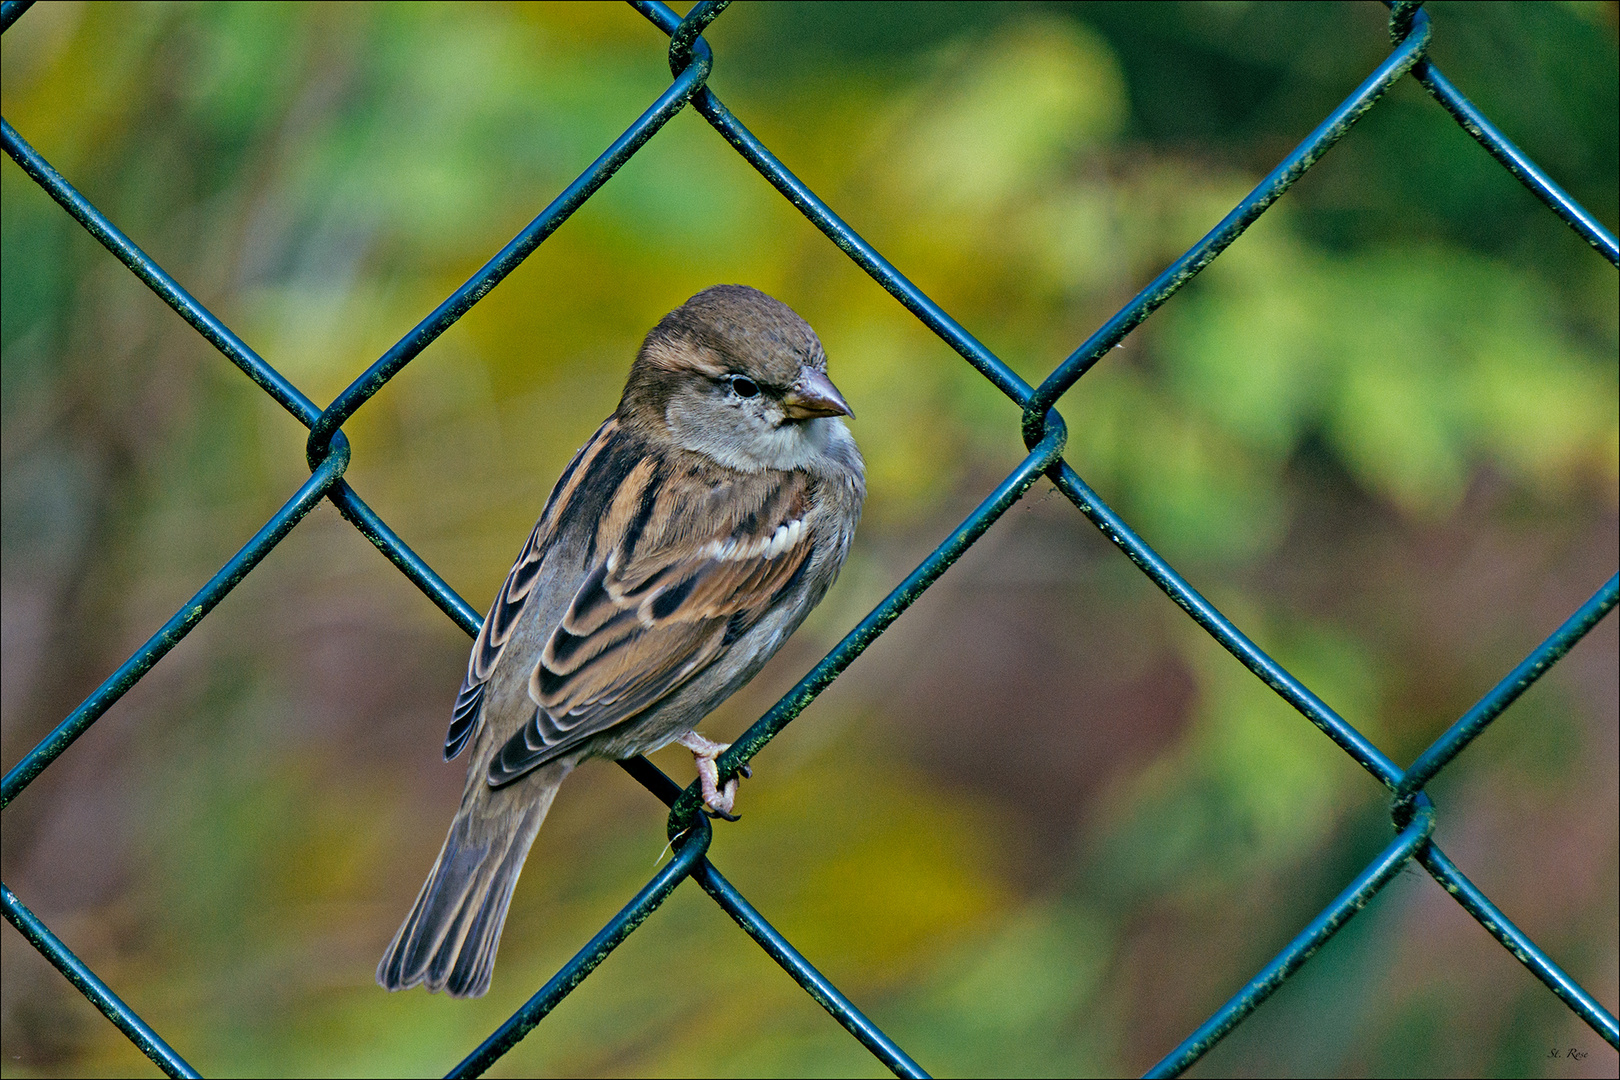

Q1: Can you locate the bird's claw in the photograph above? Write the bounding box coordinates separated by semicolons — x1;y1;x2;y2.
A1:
695;762;739;819
677;730;747;821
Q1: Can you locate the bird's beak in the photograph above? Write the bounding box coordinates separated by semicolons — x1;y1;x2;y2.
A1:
781;368;854;420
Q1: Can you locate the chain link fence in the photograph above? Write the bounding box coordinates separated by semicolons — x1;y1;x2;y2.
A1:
2;1;1615;1076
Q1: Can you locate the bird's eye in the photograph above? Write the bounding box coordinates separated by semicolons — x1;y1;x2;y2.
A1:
727;375;760;398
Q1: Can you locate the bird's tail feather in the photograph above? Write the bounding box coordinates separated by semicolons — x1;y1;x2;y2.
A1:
377;781;561;998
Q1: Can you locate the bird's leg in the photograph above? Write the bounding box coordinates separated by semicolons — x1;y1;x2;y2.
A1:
676;731;748;820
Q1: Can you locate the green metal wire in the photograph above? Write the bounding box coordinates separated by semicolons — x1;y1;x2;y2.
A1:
1;2;1615;1077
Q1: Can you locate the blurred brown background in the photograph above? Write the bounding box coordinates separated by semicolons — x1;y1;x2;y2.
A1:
2;2;1616;1076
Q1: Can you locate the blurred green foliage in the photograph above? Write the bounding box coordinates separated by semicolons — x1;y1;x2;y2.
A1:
2;3;1615;1078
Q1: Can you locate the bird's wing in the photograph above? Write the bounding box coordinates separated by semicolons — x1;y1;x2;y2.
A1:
443;418;620;759
486;453;815;786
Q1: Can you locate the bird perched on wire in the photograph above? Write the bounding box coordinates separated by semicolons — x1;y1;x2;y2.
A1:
378;285;865;998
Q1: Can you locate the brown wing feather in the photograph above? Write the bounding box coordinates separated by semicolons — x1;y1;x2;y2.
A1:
487;464;813;785
443;418;619;759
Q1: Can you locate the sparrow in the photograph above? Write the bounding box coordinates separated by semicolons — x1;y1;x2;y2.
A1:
377;285;865;998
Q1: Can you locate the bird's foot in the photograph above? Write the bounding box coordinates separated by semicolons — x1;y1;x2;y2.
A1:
676;731;747;820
